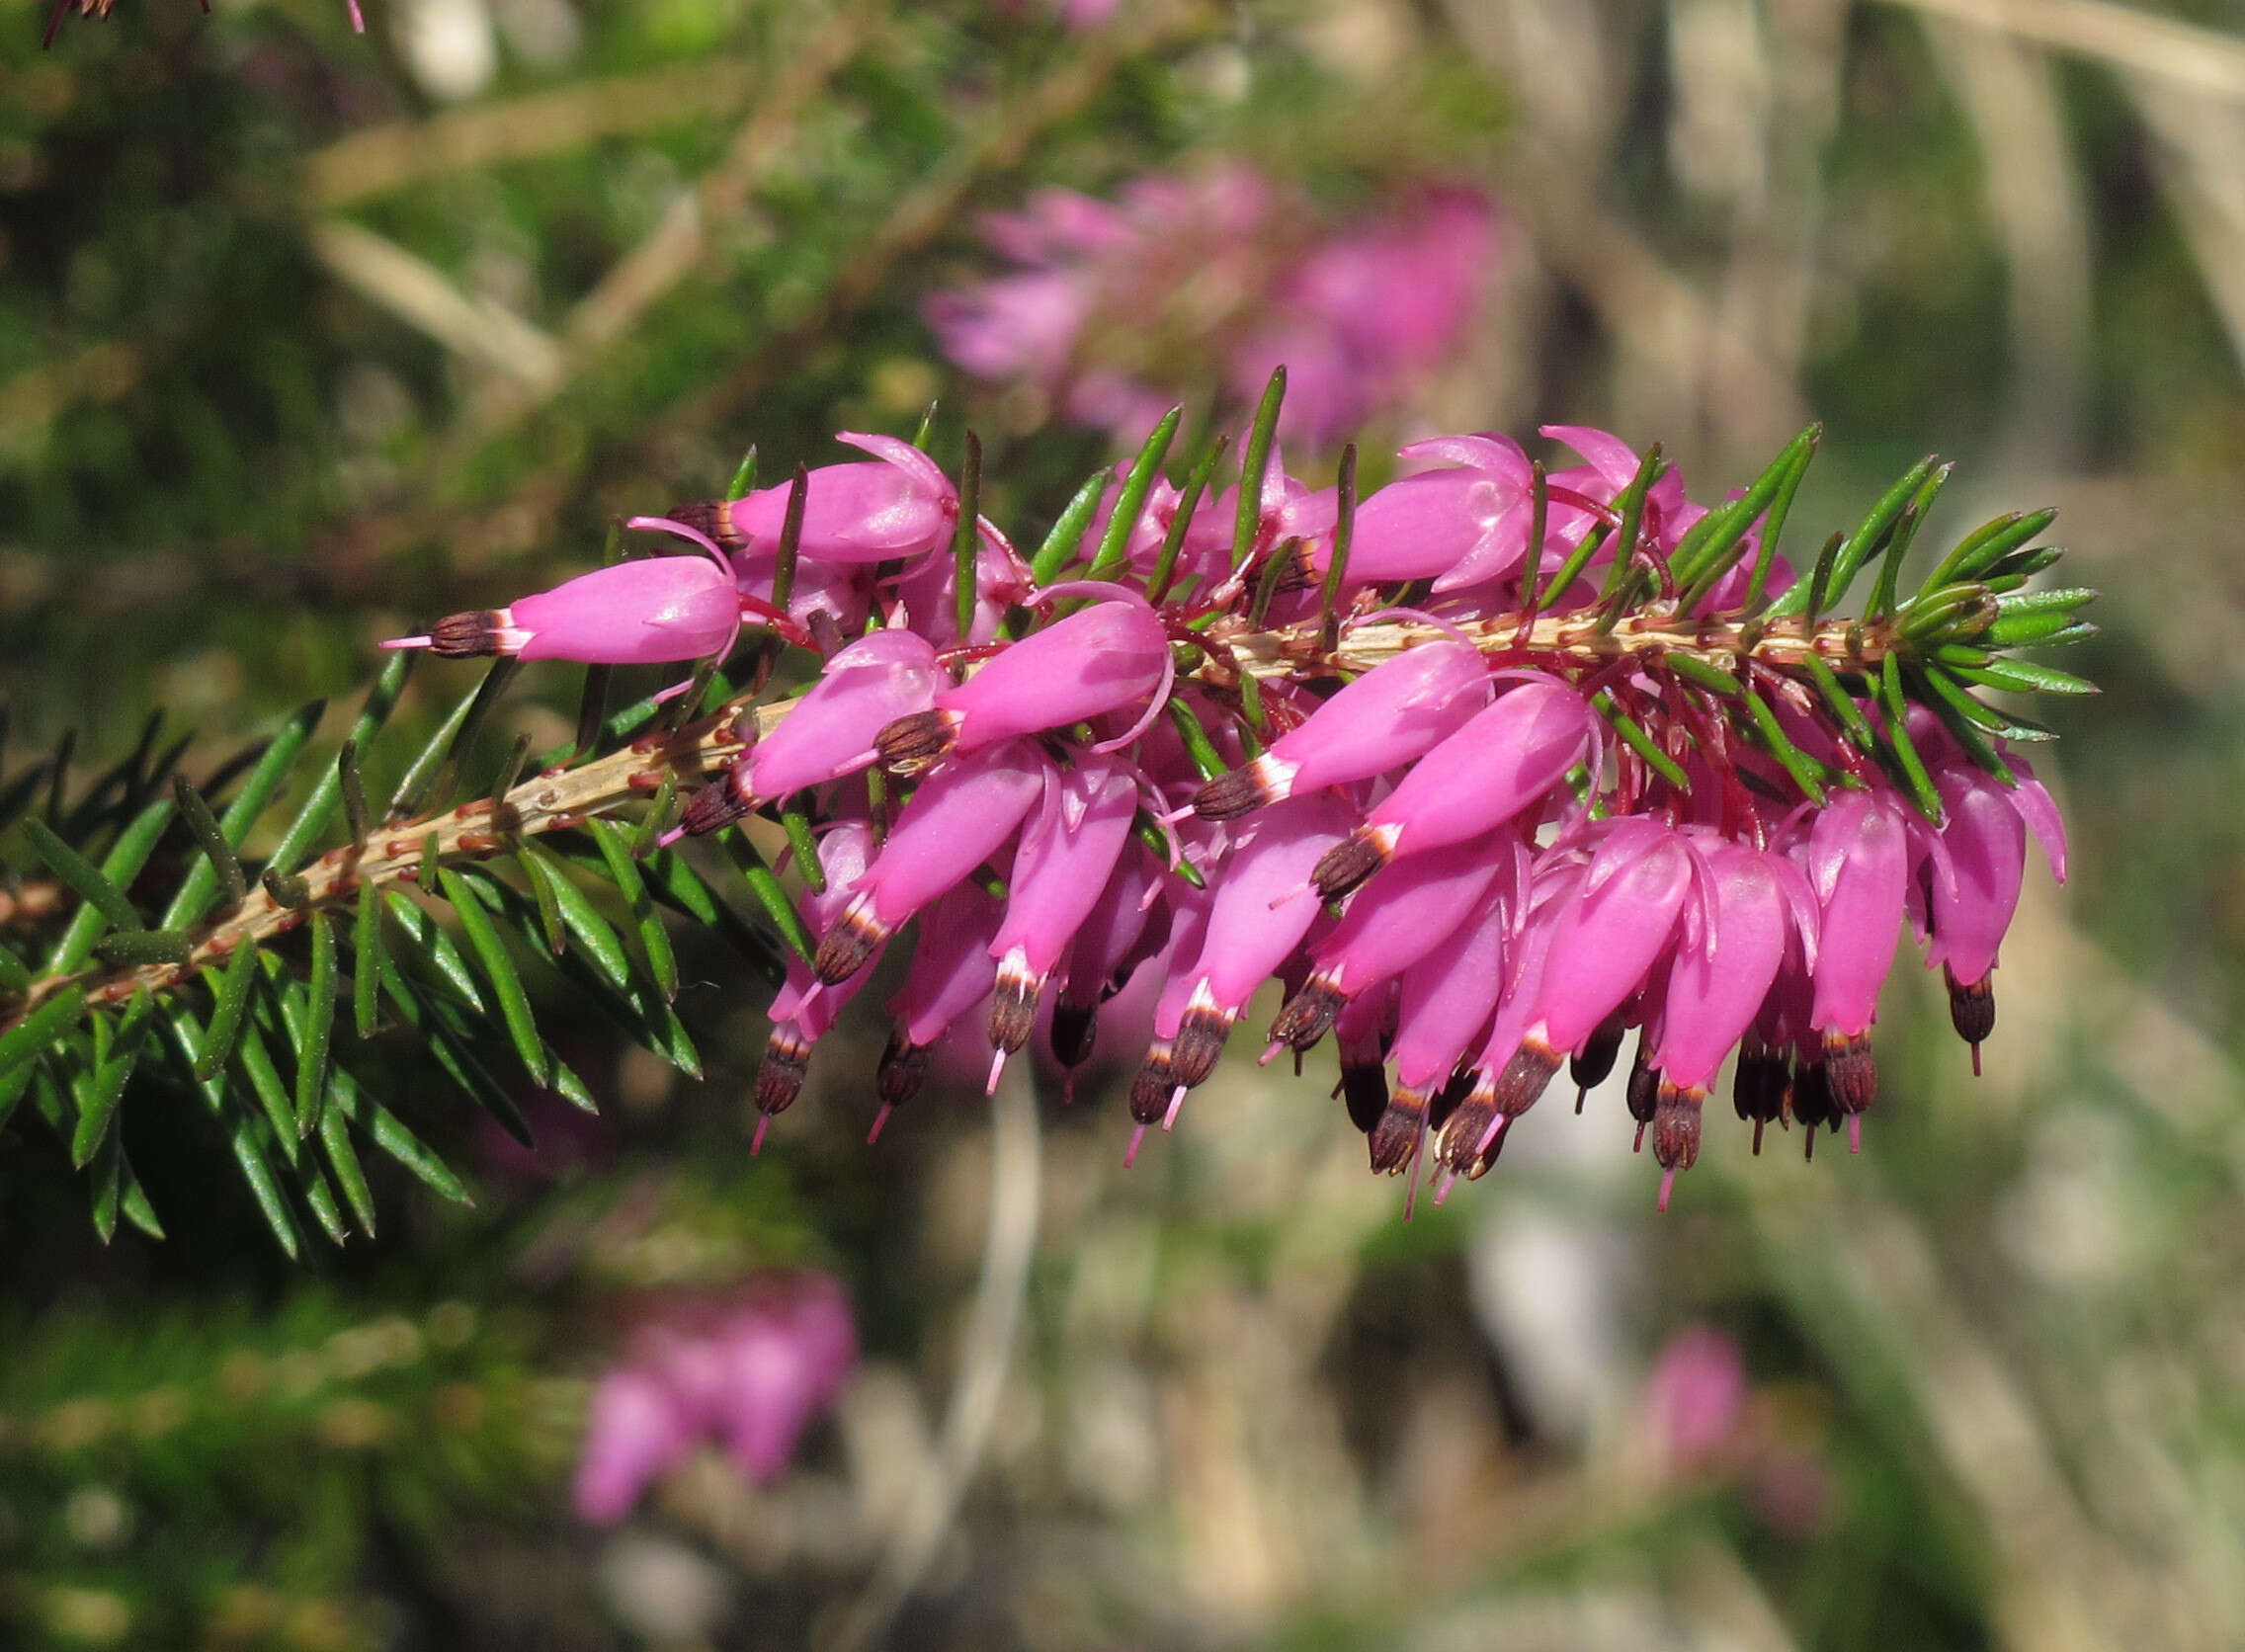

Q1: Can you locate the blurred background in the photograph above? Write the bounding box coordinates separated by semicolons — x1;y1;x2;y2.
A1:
0;0;2234;1646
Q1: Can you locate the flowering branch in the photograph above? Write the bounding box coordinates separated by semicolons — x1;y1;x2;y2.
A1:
0;378;2095;1250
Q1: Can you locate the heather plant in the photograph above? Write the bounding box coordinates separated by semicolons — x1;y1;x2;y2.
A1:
16;0;2236;1644
0;372;2092;1248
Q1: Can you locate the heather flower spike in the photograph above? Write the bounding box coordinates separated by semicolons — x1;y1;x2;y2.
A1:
322;381;2091;1215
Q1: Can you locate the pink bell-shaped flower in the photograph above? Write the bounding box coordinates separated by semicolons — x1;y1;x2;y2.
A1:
1191;640;1490;820
676;630;946;842
685;433;959;564
984;753;1141;1088
382;555;748;666
1311;673;1596;896
877;589;1172;768
814;741;1052;985
876;881;1005;1133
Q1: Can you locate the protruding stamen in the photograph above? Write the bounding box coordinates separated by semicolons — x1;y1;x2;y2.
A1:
1123;1122;1148;1168
410;610;517;659
987;965;1040;1056
1370;1087;1425;1174
1171;990;1233;1089
677;778;753;840
664;498;744;549
1050;999;1099;1069
1190;754;1290;822
1821;1030;1876;1116
1309;824;1398;901
1129;1046;1176;1124
1945;965;1995;1068
1571;1015;1625;1095
874;708;961;774
1267;974;1345;1052
754;1028;812;1116
813;900;889;985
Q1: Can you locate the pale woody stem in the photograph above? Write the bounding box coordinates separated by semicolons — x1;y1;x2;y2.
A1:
10;608;1886;1027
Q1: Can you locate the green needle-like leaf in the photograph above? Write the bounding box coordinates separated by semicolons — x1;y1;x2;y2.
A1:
627;843;781;985
23;815;145;936
1026;466;1113;594
515;844;568;955
1953;658;2099;697
162;701;324;932
491;867;702;1080
88;1125;121;1244
324;1066;471;1207
1982;608;2096;648
781;804;825;893
1663;651;1744;699
0;947;31;996
588;818;677;1000
1809;455;1938;616
376;951;534;1145
353;878;382;1037
174;774;246;909
1592;447;1663;624
318;1100;376;1237
1086;407;1182;585
1739;691;1831;804
91;930;192;966
632;774;679;858
764;464;806;620
118;1146;163;1240
1246;536;1298;629
1319;445;1356;654
232;1016;302;1170
437;866;553;1088
70;990;152;1168
293;912;338;1137
382;890;489;1015
1147;436;1229;606
1867;462;1952;620
953;429;984;640
721;834;815;964
1797;653;1878;752
1877;654;1945;821
267;654;412;875
1229;369;1287;582
1922;507;2058;592
1165;697;1228;782
726;443;759;500
193;939;263;1081
0;986;88;1081
1674;425;1819;604
160;1010;306;1261
1911;666;2016;784
384;679;483;827
1593;691;1692;791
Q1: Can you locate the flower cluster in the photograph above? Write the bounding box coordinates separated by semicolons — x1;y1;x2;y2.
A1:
573;1273;857;1526
386;395;2079;1211
927;166;1498;448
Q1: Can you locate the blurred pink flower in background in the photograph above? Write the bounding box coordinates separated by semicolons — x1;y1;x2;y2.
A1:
574;1272;858;1525
1644;1324;1747;1468
927;166;1499;448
